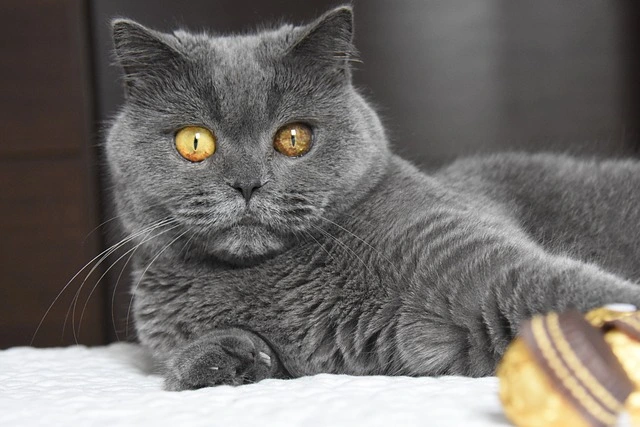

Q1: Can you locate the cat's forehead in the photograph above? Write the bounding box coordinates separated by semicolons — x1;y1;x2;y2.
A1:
174;25;295;67
169;28;299;131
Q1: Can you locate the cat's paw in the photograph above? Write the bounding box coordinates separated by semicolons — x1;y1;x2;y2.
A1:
165;332;274;391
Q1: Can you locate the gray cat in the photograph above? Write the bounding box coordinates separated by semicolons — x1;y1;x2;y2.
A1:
106;6;640;390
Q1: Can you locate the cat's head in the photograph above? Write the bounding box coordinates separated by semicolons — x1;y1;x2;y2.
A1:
106;6;389;265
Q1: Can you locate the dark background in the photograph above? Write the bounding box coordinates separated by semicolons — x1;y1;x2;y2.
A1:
2;0;639;348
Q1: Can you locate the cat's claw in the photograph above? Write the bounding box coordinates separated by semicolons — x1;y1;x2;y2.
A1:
258;351;271;367
165;332;275;391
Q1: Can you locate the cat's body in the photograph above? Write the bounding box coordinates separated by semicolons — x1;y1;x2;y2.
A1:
106;7;640;390
132;152;640;385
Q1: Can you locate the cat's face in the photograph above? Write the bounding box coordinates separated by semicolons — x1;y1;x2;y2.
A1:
106;7;388;265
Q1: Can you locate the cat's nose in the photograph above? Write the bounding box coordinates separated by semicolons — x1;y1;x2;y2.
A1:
228;180;264;202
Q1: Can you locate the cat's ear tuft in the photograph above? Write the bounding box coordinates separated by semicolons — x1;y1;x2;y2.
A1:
287;6;357;77
111;19;184;93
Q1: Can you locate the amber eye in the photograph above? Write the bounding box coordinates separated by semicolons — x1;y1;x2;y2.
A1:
175;126;216;162
273;123;313;157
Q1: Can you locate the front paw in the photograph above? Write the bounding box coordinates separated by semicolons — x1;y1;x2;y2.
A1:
165;332;274;390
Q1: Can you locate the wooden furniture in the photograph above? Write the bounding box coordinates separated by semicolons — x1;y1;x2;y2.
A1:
0;0;105;347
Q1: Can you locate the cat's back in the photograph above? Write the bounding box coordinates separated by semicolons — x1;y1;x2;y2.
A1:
433;152;638;215
438;152;638;189
435;152;640;278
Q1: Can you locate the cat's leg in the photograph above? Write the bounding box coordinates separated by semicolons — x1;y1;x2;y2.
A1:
397;239;640;377
164;328;285;390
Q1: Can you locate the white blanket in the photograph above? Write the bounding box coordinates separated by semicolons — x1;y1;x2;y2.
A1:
0;343;629;426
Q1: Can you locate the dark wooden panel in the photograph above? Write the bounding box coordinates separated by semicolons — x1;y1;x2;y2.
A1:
622;1;640;132
0;158;105;347
0;0;94;157
355;0;638;166
0;0;105;348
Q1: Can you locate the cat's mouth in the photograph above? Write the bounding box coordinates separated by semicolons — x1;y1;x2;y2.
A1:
235;216;263;227
207;220;287;265
172;199;307;264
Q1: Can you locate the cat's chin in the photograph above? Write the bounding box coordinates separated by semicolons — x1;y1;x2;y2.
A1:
207;225;288;266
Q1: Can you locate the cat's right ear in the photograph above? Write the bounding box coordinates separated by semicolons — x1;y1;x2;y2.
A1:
285;6;357;80
111;19;184;95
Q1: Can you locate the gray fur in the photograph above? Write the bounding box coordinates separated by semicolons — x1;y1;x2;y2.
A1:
105;6;640;390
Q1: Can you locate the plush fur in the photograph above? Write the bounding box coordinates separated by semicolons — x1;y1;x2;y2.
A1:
105;6;640;390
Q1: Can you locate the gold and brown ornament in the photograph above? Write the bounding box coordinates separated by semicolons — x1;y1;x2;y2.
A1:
498;310;634;427
587;306;640;425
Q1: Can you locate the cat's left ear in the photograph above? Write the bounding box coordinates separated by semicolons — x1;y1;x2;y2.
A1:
111;19;186;96
286;6;357;79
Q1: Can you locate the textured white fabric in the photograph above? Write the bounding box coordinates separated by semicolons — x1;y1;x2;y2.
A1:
0;343;630;426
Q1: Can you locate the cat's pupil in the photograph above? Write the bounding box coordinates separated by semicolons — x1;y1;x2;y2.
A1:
193;133;199;150
291;129;297;147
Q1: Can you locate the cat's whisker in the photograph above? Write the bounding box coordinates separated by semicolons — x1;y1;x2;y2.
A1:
82;215;125;245
33;217;175;345
332;55;362;64
332;210;380;229
177;229;197;259
65;218;176;342
116;224;198;340
317;215;413;286
109;217;182;342
77;222;182;340
307;223;378;279
68;217;177;344
81;200;170;243
301;229;337;265
110;236;143;343
124;228;191;339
